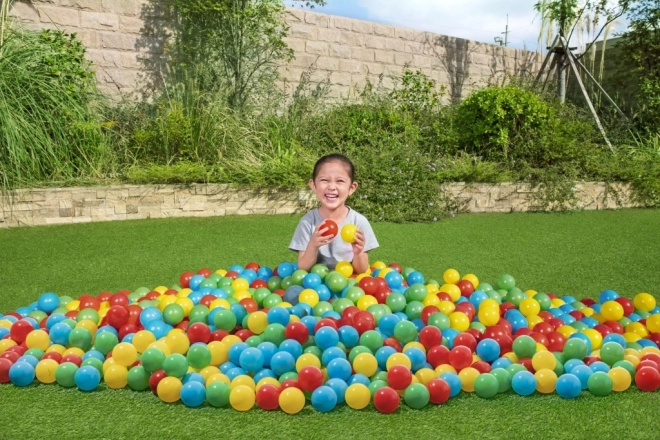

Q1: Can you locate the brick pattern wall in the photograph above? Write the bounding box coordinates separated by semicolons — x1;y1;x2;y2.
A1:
0;182;638;228
9;1;540;99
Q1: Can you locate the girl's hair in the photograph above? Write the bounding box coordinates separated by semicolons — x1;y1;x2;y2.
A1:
312;154;355;182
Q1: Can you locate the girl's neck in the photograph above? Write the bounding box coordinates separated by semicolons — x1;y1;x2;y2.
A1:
319;205;350;223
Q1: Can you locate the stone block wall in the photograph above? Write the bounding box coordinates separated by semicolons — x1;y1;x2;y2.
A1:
9;1;540;99
0;182;639;228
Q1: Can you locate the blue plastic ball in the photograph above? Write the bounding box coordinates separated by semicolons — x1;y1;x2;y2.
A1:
267;307;290;326
556;373;582;399
256;342;278;367
321;347;346;366
277;262;294;278
315;326;339;350
9;361;35;387
476;338;501;363
439;372;462;397
303;273;322;289
180;381;206;407
325;378;348;403
311;385;338;412
270;351;296;376
589;361;610;373
511;371;537;396
337;325;359;349
75;365;101;391
228;342;249;365
49;322;73;345
571;365;593;389
326;358;352;381
239;347;265;373
37;293;60;313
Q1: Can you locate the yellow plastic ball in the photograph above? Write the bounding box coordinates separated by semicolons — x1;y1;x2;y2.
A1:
601;301;625;322
646;314;660;334
112;342;138;367
532;350;557;371
65;300;80;312
256;377;280;390
231;375;256;391
0;320;12;330
231;278;249;292
45;344;65;355
357;295;378;311
527;315;544;329
63;347;85;358
415;368;436;385
461;273;479;288
371;261;387;270
440;284;461;302
104;365;128;389
378;267;393;279
458;367;480;392
403;342;426;353
551;298;566;307
345;383;371;410
25;330;50;351
335;261;354;278
422;293;441;307
534;368;557;394
502;352;519;363
210;298;231;310
132;330;157;354
35;359;59;384
634;293;656;312
641;346;660;356
158;295;177;311
296;353;321;371
222;335;242;347
199;366;221;381
232;291;252;302
519;298;541;317
608;366;632;392
176;288;192;298
352;353;378;377
215;269;228;276
247;311;269;335
147;341;172;357
153;285;169;294
299;289;320;308
625;322;649;339
386;353;412;371
449;311;470;332
165;332;190;355
208;341;229;366
438;300;456;315
426;284;440;295
157;376;182;403
76;319;98;336
341;224;358;244
435;364;457;376
582;328;604;350
206;373;231;387
443;269;460;285
557;325;577;339
279;387;306;414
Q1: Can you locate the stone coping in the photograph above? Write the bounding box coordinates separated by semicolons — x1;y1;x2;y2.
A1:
0;182;639;228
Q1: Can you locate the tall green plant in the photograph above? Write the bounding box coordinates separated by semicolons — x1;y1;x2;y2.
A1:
0;27;106;189
168;0;324;111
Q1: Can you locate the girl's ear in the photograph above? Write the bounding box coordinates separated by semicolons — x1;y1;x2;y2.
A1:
348;181;358;196
308;179;315;191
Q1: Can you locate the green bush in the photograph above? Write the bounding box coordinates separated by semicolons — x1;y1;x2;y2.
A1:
0;27;106;189
454;86;554;163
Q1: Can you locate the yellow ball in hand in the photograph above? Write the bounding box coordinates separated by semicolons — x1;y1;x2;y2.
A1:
341;224;358;243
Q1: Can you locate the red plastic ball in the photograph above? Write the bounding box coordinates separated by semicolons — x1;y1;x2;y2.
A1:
448;345;473;371
1;351;20;364
97;291;113;302
427;378;451;404
149;370;167;394
358;277;377;296
383;337;403;352
79;295;100;311
454;302;476;321
235;329;253;342
42;352;62;363
387;365;412;390
210;330;229;342
636;359;659;372
188;323;212;344
641;353;660;368
471;360;491;374
240;298;258;313
545;331;566;352
280;379;300;390
519;357;535;373
118;324;139;341
250;280;267;290
419;326;442;349
109;293;129;308
10;320;34;344
256;384;280;410
298;366;323;391
314;318;338;334
420;306;440;325
614;297;634;316
388;263;403;274
373;386;400;413
453;332;477;352
0;358;12;383
426;345;450;368
320;219;338;238
603;320;624;334
61;354;82;367
635;366;660;392
197;268;212;278
533;321;555;335
436;292;452;302
106;305;130;330
285;322;310;344
456;280;475;297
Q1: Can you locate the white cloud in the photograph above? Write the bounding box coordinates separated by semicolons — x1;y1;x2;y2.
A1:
356;0;542;50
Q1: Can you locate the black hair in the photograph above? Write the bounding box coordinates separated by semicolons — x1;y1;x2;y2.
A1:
312;153;355;182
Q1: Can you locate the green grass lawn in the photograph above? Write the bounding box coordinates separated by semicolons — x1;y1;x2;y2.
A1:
1;209;660;439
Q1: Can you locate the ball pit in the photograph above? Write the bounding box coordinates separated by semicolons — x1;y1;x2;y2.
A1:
1;262;660;414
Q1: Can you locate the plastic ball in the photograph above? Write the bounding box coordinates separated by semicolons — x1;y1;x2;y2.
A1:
608;366;632;392
511;370;536;396
229;384;255;411
635;366;660;392
9;361;35;387
555;373;582;399
35;359;58;384
373;386;400;413
112;342;138;367
634;293;656;312
157;376;183;403
75;365;101;391
279;387;306;414
105;364;129;389
344;383;371;410
473;373;499;399
534;369;557;394
206;381;231;407
127;366;150;391
587;371;613;396
403;382;430;409
341;224;357;244
426;378;451;404
311;385;338;412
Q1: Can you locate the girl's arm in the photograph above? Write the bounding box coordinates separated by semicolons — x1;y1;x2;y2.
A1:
297;224;332;271
351;230;370;274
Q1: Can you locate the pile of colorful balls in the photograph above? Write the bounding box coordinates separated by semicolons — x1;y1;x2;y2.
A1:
1;260;660;414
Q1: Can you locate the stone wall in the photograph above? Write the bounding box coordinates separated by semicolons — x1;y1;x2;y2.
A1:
0;182;639;228
9;1;540;99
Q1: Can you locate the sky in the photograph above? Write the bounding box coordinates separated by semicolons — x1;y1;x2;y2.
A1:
284;0;629;52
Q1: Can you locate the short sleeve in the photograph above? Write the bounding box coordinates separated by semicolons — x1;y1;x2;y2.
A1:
355;214;379;253
289;214;314;252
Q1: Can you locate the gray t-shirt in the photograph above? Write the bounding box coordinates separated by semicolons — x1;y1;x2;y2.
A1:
289;207;379;270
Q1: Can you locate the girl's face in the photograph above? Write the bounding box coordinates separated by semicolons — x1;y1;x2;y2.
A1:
309;160;357;212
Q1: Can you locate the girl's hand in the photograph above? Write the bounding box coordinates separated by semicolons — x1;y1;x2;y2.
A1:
352;229;366;255
310;223;335;249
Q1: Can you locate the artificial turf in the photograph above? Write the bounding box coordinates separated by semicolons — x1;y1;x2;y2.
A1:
1;209;659;439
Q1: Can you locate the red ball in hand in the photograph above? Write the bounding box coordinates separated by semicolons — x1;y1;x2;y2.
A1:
320;219;338;238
